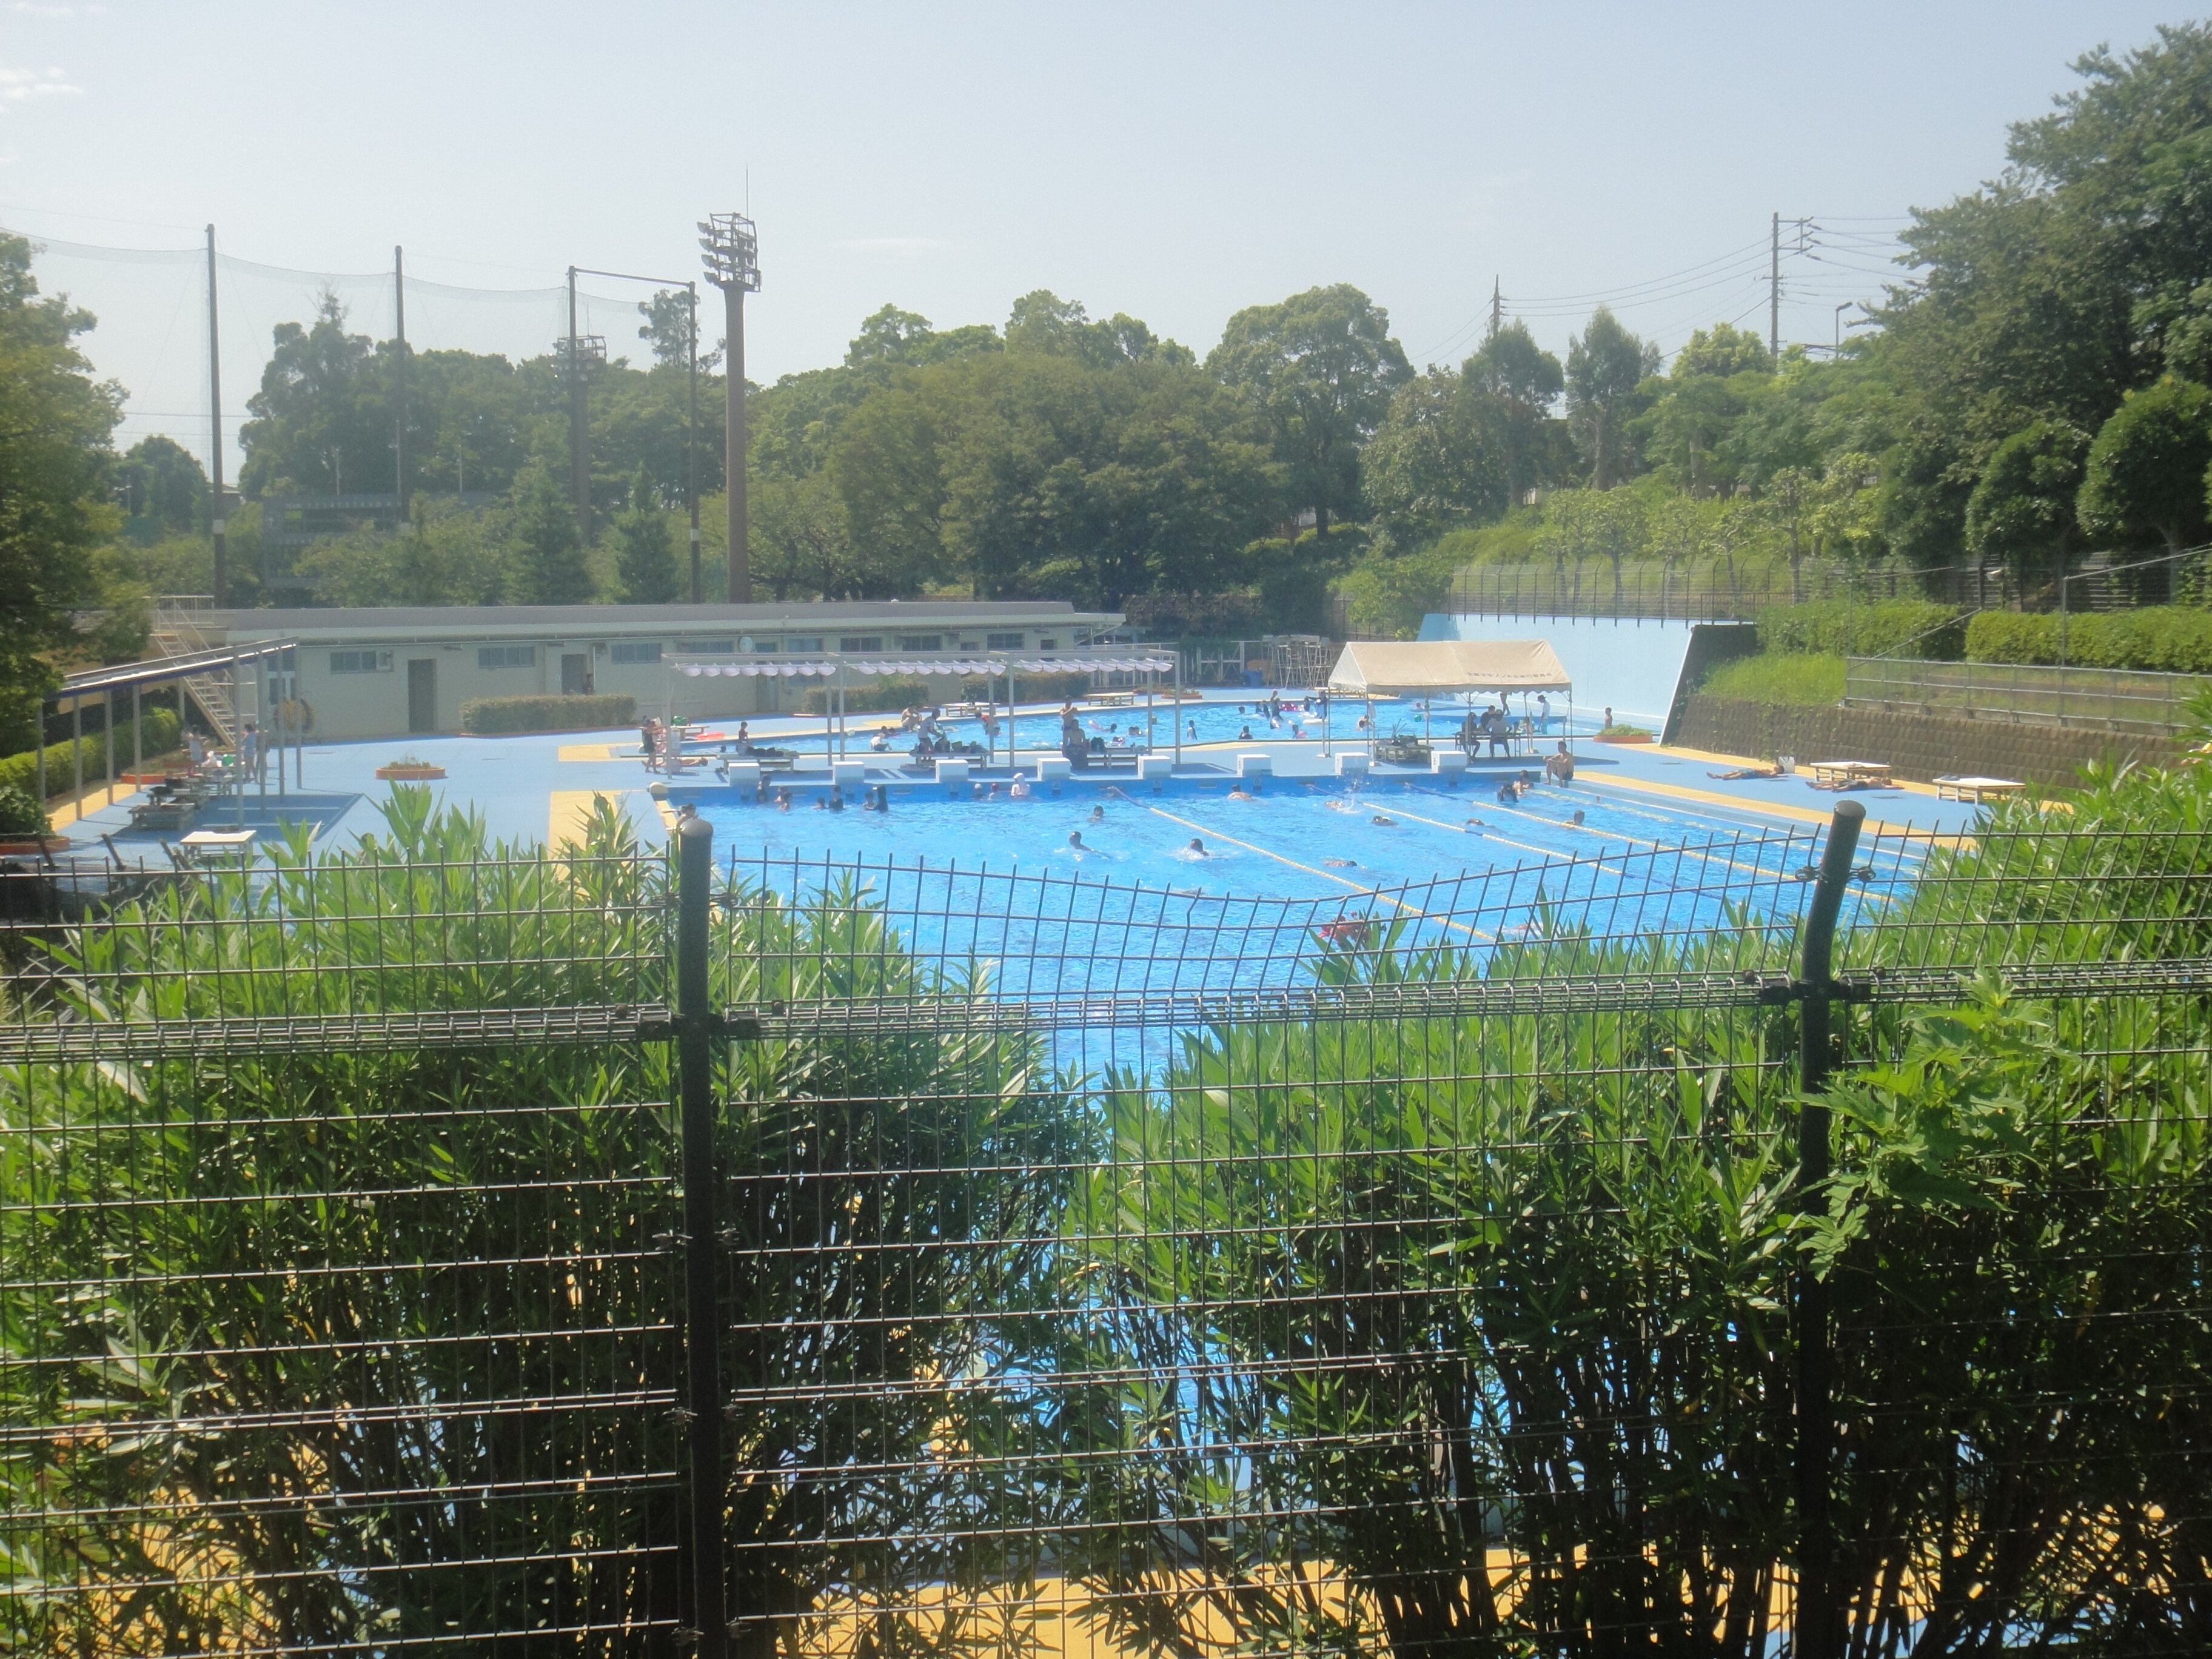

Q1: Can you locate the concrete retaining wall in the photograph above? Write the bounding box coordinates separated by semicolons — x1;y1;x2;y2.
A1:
1676;695;2187;787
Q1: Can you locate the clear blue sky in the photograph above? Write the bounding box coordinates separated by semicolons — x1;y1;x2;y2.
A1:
0;1;2193;463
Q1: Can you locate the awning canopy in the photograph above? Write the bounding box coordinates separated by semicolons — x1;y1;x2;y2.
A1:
673;655;1174;679
1327;639;1571;697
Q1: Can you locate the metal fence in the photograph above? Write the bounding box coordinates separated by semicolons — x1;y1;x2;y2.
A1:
1846;655;2212;737
1;802;2207;1657
1440;560;1966;623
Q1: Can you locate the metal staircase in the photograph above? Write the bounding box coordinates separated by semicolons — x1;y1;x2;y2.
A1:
150;598;236;747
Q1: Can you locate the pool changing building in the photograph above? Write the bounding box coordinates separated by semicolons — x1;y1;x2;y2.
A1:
187;602;1126;742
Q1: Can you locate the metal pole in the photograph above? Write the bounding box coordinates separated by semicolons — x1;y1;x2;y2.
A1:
1172;657;1182;767
104;689;115;808
72;699;81;812
674;817;727;1659
688;283;702;605
206;225;227;608
567;267;591;546
1795;798;1863;1659
394;246;410;520
131;685;141;780
232;654;243;828
726;283;749;603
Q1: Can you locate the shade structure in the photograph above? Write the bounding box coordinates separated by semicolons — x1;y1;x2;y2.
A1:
1326;638;1570;697
672;655;1174;679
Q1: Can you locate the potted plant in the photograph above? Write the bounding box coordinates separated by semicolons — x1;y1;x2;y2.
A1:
0;783;67;855
374;754;448;781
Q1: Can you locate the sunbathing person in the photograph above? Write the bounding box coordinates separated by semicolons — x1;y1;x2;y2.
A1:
1709;762;1786;780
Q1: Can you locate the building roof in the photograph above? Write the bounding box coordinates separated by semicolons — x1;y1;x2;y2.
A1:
206;599;1116;640
1327;638;1572;695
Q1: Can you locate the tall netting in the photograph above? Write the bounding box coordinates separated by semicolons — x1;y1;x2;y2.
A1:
1;800;2207;1655
8;229;662;470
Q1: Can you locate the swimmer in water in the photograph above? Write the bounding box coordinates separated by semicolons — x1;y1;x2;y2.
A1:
1187;837;1207;856
1571;809;1585;825
1322;856;1358;868
1090;805;1105;821
1371;814;1395;826
1068;831;1085;849
1228;783;1255;800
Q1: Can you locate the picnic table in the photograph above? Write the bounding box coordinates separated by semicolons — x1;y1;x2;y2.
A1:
176;828;257;865
1934;774;2026;803
1808;760;1893;791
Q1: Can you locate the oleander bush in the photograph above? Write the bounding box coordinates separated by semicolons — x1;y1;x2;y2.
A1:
0;707;181;800
1757;598;1965;661
1966;605;2212;674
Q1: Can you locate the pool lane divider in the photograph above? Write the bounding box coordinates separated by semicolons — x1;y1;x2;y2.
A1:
1141;802;1494;942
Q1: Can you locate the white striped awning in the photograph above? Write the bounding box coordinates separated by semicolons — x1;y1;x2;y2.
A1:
673;655;1175;679
1012;657;1173;674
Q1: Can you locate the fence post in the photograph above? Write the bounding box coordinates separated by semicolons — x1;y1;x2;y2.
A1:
676;817;728;1658
1796;797;1863;1659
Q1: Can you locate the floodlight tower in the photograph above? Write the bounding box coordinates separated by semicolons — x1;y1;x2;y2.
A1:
699;212;760;604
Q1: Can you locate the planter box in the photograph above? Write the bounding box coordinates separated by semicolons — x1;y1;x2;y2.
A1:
375;763;448;780
1595;732;1655;745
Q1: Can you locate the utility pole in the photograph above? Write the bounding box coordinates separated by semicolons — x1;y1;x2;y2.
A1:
1489;276;1503;341
699;212;761;604
688;281;702;604
1770;211;1781;366
206;225;226;608
394;246;410;520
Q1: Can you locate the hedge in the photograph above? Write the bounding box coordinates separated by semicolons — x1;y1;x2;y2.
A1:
1966;606;2212;674
1757;599;1965;661
459;693;638;735
799;670;1097;716
0;708;183;803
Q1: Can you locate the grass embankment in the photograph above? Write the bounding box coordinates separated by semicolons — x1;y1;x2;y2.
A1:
1698;651;1846;706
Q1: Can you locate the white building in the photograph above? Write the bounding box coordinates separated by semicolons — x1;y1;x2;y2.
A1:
193;601;1125;741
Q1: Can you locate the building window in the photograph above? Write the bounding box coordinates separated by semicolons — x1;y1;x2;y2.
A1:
675;638;735;655
611;641;662;664
839;635;882;652
329;649;392;674
784;636;822;653
748;638;779;652
1036;637;1057;652
478;645;537;670
896;633;942;652
985;632;1024;651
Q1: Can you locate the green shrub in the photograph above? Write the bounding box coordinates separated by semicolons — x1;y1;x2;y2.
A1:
458;692;638;734
0;708;181;801
1758;598;1965;660
1966;606;2212;673
0;783;49;837
1698;651;1847;705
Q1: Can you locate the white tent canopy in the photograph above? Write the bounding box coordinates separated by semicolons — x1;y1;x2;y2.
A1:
1326;639;1570;697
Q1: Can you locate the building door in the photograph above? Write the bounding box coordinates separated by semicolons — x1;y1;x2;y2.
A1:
561;652;589;695
407;659;437;734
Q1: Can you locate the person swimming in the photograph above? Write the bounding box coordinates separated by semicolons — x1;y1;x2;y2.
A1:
1322;856;1358;868
1370;814;1395;826
1570;809;1585;825
1239;725;1253;740
1068;831;1085;848
1227;783;1254;800
1010;776;1031;799
776;788;794;811
1089;805;1105;821
1186;837;1207;856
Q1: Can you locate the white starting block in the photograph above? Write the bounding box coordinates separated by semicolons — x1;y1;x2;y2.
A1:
831;760;867;789
1430;749;1469;776
1034;757;1073;782
1235;752;1273;779
1334;751;1371;777
1138;754;1174;782
934;759;971;785
723;760;762;790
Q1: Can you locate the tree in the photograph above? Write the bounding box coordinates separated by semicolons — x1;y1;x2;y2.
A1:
115;435;209;536
611;466;680;603
0;231;122;750
508;463;592;603
2077;376;2212;563
750;471;858;599
843;304;1000;375
1672;320;1771;379
1965;420;2091;585
1463;320;1564;505
1361;369;1506;542
1565;306;1660;489
238;292;396;498
635;287;718;372
1004;290;1194;370
1208;284;1411;535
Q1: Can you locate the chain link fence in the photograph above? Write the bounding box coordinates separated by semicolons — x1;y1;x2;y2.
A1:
2;799;2207;1655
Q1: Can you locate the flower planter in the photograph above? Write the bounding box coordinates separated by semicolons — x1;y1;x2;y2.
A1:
0;835;71;856
375;763;447;781
1594;732;1655;745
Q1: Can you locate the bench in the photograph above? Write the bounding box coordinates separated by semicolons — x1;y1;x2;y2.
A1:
1934;774;2026;803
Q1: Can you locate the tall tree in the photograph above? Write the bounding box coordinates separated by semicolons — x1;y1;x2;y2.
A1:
1965;419;2091;585
1463;320;1564;504
635;288;718;372
115;435;209;535
238;292;396;498
1565;306;1660;489
508;463;592;604
611;465;679;603
0;232;122;749
1208;284;1411;535
1361;369;1507;541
